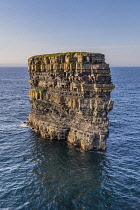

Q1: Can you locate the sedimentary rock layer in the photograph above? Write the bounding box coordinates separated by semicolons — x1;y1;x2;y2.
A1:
28;52;114;151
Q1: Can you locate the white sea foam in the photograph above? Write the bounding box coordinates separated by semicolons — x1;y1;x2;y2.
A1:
20;122;28;127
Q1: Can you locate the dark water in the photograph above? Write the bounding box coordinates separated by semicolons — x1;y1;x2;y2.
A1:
0;67;140;210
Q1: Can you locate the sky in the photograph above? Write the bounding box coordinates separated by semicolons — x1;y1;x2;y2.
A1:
0;0;140;66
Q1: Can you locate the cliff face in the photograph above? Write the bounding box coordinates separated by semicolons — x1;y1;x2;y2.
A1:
28;52;114;151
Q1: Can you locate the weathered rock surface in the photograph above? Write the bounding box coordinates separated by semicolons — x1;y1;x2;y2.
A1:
27;52;114;151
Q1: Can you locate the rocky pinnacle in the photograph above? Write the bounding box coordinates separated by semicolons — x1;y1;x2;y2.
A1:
28;52;114;151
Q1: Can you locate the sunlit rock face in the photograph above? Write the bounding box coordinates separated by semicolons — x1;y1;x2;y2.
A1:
28;52;114;151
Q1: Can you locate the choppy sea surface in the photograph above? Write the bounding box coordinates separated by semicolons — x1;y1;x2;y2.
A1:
0;67;140;210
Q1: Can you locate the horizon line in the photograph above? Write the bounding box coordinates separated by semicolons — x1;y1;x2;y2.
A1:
0;66;140;68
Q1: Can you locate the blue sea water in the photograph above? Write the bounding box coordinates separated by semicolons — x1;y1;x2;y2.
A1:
0;67;140;210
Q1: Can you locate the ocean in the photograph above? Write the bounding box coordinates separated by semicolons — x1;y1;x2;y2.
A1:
0;67;140;210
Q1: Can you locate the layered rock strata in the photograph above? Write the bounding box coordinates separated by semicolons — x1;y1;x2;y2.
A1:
28;52;114;151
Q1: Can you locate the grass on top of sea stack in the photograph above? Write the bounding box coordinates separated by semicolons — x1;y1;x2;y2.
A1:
29;52;103;59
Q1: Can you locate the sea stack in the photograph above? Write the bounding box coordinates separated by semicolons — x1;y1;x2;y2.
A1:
28;52;114;151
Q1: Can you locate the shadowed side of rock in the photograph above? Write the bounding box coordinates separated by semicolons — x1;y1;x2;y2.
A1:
27;52;114;151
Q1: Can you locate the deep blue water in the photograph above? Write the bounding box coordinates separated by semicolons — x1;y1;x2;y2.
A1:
0;67;140;210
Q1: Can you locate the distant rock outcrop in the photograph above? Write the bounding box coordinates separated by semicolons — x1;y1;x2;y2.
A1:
27;52;114;151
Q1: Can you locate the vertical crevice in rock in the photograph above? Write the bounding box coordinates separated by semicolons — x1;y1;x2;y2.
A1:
27;52;114;151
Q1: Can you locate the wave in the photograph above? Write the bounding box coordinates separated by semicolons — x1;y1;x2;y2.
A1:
20;122;28;127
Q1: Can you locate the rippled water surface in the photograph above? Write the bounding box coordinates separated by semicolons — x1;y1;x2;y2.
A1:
0;67;140;209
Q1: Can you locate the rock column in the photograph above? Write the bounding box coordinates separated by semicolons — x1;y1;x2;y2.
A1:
28;52;114;151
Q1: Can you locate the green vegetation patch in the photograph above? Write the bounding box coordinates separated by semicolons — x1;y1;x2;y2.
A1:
29;52;103;59
35;88;45;92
